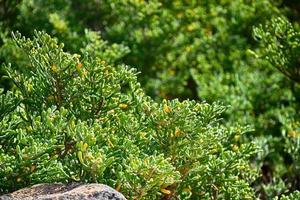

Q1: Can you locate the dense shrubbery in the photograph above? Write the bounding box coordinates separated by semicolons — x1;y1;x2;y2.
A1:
0;31;257;199
0;0;300;199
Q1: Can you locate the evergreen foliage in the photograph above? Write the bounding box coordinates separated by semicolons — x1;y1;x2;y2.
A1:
0;32;256;199
1;0;300;199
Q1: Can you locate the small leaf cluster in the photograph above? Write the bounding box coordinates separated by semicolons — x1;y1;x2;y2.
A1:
253;17;300;83
274;191;300;200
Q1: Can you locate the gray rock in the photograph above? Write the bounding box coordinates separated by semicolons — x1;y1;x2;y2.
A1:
0;183;127;200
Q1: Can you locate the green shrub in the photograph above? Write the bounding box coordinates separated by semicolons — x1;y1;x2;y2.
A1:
91;2;300;197
0;32;257;199
253;16;300;196
1;0;300;199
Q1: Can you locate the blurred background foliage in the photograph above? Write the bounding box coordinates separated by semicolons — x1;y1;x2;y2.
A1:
1;0;300;199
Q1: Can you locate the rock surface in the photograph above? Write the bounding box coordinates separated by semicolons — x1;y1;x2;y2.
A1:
0;183;127;200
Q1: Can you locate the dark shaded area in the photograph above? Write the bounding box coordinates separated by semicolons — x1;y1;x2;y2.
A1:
0;0;21;91
281;0;300;22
